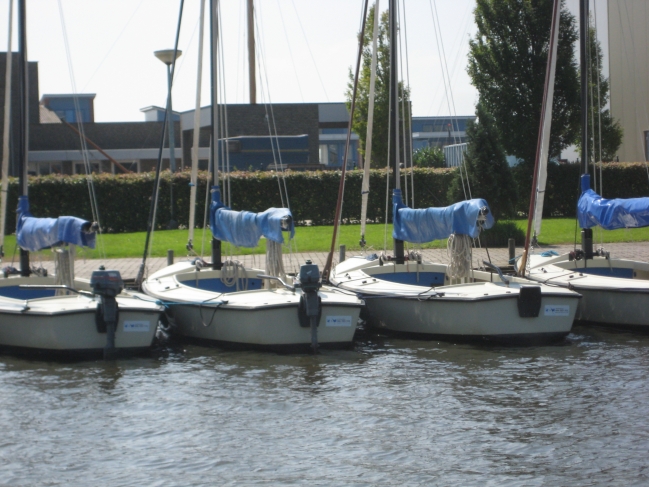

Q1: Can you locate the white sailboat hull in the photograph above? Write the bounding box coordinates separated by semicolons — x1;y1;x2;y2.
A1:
522;253;649;329
0;277;162;354
332;257;580;344
143;262;362;351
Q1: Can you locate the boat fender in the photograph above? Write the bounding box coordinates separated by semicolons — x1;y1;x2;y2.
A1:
517;286;542;318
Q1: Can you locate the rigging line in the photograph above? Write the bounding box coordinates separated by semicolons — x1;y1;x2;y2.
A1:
275;0;304;103
431;0;471;199
401;0;415;209
425;2;472;115
397;0;410;210
57;0;106;259
593;0;603;197
80;0;146;92
217;5;231;209
200;136;213;258
428;0;466;200
288;0;330;102
235;0;243;103
0;0;13;256
254;8;291;212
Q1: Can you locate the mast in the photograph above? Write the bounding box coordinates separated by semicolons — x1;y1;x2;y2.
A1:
247;0;256;104
389;0;404;264
321;0;369;281
359;0;380;248
210;0;222;269
579;0;593;258
1;0;14;258
519;0;561;276
188;0;206;248
17;0;29;276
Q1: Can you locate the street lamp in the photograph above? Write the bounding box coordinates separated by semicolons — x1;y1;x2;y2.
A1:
154;49;182;230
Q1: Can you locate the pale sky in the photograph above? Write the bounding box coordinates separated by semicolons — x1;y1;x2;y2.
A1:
0;0;607;123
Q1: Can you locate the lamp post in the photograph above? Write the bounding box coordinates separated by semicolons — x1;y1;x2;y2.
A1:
154;49;182;230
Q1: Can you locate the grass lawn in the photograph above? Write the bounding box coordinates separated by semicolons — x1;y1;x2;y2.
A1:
2;218;648;260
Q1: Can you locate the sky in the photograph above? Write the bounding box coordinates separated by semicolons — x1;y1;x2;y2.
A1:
0;0;608;124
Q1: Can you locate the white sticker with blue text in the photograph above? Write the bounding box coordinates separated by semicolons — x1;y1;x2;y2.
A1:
325;316;352;327
123;321;151;332
544;305;570;317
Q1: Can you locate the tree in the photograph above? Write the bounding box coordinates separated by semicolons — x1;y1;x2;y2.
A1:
345;4;410;169
448;103;517;220
580;21;623;162
467;0;580;186
413;146;445;168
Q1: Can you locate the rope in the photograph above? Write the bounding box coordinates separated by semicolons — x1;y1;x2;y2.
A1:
446;233;472;280
265;240;286;289
220;259;248;291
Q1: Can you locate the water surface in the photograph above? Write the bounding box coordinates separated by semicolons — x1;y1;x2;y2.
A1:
1;325;648;486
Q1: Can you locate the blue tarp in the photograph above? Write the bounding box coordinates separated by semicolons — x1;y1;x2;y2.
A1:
16;196;96;252
392;189;494;243
578;184;649;230
209;187;295;248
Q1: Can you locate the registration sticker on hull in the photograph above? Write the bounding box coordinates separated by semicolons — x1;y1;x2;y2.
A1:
544;305;570;317
325;316;352;327
123;321;151;332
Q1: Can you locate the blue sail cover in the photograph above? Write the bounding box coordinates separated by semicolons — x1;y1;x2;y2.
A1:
392;189;494;243
578;188;649;230
16;196;96;252
209;188;295;248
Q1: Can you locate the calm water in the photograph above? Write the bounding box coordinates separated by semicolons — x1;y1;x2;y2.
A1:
1;326;648;486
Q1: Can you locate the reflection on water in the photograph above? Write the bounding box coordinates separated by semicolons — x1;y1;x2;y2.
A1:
1;325;649;486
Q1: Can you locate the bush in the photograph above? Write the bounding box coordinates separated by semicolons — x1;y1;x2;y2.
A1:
479;220;525;247
413;146;445;168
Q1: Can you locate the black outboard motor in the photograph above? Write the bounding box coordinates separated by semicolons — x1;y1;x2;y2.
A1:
296;260;322;354
90;269;124;359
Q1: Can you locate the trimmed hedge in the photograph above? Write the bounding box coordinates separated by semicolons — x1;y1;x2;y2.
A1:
3;163;648;233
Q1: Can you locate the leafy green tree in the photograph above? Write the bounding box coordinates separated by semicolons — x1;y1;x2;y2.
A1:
579;20;623;162
448;103;517;220
413;146;445;168
467;0;580;191
345;4;410;169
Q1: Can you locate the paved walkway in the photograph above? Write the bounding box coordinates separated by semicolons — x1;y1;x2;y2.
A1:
20;241;649;280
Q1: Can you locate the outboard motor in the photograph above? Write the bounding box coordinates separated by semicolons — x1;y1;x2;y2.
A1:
296;260;322;354
90;269;124;359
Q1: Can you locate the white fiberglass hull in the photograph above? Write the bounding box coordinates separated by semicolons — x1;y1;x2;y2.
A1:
331;257;580;344
521;253;649;329
143;262;362;351
0;276;162;354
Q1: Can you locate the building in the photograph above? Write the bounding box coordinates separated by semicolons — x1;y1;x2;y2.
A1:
411;116;474;152
608;0;649;162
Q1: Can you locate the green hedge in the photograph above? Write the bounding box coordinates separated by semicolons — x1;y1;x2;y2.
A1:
3;163;648;233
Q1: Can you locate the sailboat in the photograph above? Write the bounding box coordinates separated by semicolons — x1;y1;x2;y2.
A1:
0;0;163;357
517;0;649;330
328;0;580;345
142;0;361;352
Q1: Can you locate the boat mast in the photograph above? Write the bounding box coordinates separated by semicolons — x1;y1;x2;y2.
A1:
519;0;561;276
321;0;369;282
17;0;29;276
210;0;222;270
579;0;593;258
389;0;404;264
1;0;14;259
247;0;256;105
360;0;380;249
188;0;206;249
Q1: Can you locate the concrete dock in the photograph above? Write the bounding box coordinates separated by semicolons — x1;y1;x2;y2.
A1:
14;241;649;280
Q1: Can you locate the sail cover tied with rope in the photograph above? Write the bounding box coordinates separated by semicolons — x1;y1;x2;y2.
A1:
16;196;96;252
392;189;494;243
209;191;294;248
578;175;649;230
